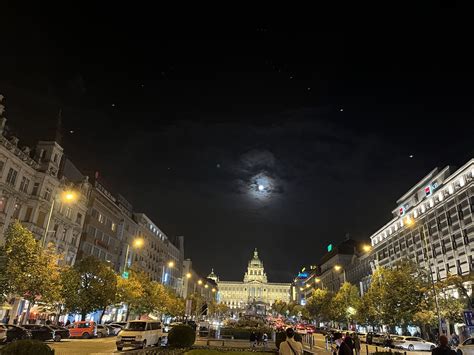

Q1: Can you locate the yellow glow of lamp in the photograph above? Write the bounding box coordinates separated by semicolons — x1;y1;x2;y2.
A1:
204;284;209;289
198;280;203;285
133;238;144;248
362;244;372;252
212;288;216;292
315;278;321;283
186;273;192;279
405;216;414;226
62;190;77;202
168;261;175;268
334;265;342;271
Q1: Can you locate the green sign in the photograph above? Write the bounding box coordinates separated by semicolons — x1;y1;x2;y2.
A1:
122;271;129;279
327;244;333;252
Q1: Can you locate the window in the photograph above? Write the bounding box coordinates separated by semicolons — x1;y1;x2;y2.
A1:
98;213;105;224
44;188;52;201
6;168;18;186
24;207;33;222
76;213;83;225
32;182;39;196
53;154;58;163
0;161;4;173
19;176;30;193
0;196;7;213
446;263;450;274
457;260;462;275
463;230;469;245
65;207;72;219
458;205;464;220
111;222;116;232
452;235;457;250
36;211;47;227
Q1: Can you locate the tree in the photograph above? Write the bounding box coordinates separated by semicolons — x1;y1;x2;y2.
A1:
0;246;9;304
355;293;380;328
4;221;63;323
331;282;360;327
271;300;288;316
363;262;425;332
62;256;117;321
305;288;333;323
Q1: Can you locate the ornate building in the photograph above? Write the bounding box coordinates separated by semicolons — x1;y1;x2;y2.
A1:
213;249;291;310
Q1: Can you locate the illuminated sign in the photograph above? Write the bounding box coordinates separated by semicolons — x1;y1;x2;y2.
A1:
327;244;333;252
297;273;309;279
399;207;405;216
121;271;129;279
425;186;432;196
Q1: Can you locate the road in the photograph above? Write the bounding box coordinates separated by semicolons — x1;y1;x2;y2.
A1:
307;333;428;355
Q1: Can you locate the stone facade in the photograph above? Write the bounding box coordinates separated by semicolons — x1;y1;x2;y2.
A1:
215;249;291;309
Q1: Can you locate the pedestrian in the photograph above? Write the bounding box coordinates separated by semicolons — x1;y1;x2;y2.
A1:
279;328;303;355
432;335;456;355
263;333;268;348
352;333;361;355
250;331;257;347
344;332;354;352
13;316;18;325
450;333;459;347
333;332;352;355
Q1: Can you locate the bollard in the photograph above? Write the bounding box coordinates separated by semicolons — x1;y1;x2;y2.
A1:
366;345;369;354
376;346;378;353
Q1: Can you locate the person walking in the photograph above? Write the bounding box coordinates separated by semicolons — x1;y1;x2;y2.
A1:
344;332;354;352
250;331;257;347
352;333;361;355
333;333;352;355
279;328;303;355
262;333;268;348
432;335;456;355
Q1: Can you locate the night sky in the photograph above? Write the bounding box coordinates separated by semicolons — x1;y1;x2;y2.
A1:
1;4;473;282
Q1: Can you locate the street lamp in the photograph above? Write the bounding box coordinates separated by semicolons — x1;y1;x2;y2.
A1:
211;288;216;293
362;244;372;253
42;190;78;247
334;264;347;283
406;216;443;337
198;280;203;285
123;237;145;273
162;260;175;286
186;272;192;279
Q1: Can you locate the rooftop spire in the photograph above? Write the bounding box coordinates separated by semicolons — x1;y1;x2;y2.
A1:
253;248;258;259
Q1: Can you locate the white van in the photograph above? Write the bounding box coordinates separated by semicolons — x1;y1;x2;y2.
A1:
116;320;163;351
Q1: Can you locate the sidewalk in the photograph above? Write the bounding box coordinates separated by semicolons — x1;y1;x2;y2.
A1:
195;338;277;350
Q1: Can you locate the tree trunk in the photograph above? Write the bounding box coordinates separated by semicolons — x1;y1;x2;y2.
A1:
99;306;107;324
81;311;86;321
446;319;451;339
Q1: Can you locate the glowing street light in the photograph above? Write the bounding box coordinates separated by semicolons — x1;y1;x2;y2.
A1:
212;288;216;293
43;190;79;247
362;244;372;253
198;279;203;285
204;284;209;289
168;261;175;268
334;264;346;283
186;273;192;279
123;237;145;273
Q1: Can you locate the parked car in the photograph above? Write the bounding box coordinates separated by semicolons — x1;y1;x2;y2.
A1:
116;320;164;351
0;324;7;343
392;336;436;351
457;337;474;355
296;324;307;334
306;325;317;334
4;324;32;342
105;325;117;336
107;324;123;336
23;325;54;341
96;324;110;338
68;321;97;339
357;332;367;343
47;325;70;341
366;332;385;345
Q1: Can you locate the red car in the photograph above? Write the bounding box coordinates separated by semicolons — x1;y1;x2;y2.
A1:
305;325;317;334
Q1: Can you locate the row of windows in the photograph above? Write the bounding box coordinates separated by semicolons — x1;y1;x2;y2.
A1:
221;285;289;293
91;208;117;232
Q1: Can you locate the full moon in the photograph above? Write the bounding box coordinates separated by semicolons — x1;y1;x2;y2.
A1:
258;184;265;191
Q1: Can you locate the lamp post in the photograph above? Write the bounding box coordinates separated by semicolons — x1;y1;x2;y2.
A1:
406;216;443;337
42;190;78;247
162;260;175;286
123;237;144;273
334;264;346;283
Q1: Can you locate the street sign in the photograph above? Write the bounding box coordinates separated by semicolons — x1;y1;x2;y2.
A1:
122;271;129;279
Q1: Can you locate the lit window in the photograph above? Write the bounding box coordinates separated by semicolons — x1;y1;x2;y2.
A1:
0;196;7;213
19;176;30;193
65;207;72;219
98;213;105;223
448;185;454;194
44;188;52;201
111;222;116;232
